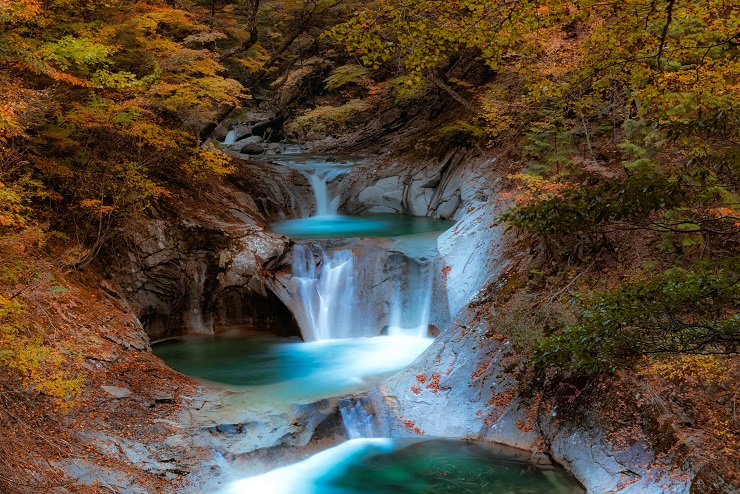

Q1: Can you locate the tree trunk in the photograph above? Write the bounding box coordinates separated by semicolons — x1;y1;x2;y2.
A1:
222;0;261;56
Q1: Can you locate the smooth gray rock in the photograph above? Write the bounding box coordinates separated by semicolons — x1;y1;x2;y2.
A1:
57;459;150;494
101;385;132;398
107;160;312;340
239;136;264;155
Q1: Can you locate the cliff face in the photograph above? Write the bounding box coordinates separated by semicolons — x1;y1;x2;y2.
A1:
106;159;311;341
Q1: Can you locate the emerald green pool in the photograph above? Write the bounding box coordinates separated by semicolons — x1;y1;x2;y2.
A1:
220;438;584;493
152;334;433;400
269;214;455;240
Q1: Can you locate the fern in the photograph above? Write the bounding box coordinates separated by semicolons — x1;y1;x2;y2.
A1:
324;64;370;90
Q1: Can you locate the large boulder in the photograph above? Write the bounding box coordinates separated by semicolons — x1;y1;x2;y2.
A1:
239;136;264;155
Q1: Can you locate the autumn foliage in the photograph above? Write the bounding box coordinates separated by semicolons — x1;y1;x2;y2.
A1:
0;0;739;488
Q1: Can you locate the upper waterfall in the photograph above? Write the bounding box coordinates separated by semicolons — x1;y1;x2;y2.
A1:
258;154;357;217
223;130;237;145
306;166;351;216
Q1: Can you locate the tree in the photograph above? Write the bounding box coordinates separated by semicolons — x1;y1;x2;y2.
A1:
536;261;740;373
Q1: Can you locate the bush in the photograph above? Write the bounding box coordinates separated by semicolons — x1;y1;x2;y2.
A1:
324;64;371;90
535;259;740;374
487;292;574;350
286;99;370;138
500;171;686;237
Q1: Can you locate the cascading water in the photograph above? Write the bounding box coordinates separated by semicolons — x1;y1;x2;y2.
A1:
339;399;375;440
263;154;455;239
223;130;237;145
293;245;357;341
256;154;355;217
388;260;433;338
209;153;585;493
306;166;351;217
291;244;437;342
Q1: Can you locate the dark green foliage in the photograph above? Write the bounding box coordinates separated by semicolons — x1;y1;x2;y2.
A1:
500;172;686;236
324;64;371;90
486;292;574;351
535;259;740;373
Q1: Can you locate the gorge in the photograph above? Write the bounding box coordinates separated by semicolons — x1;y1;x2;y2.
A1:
148;148;585;493
3;1;738;491
86;138;701;493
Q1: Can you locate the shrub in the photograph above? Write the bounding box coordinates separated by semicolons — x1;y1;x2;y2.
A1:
487;292;574;350
324;64;371;90
535;259;740;374
286;99;370;138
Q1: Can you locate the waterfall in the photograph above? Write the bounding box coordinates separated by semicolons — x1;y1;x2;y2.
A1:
293;245;356;341
223;130;236;144
281;155;440;342
303;166;351;217
292;245;436;342
388;260;433;338
339;399;375;439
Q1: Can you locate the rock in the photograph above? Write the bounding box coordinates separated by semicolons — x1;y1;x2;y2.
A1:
266;142;283;153
241;135;263;145
101;385;132;398
99;279;121;299
212;122;231;141
240;144;264;155
239;136;264;155
231;124;251;141
357;177;403;213
305;130;328;141
530;452;552;465
153;392;176;404
251;116;286;140
57;459;150;494
107;159;315;340
212;106;275;140
420;174;441;188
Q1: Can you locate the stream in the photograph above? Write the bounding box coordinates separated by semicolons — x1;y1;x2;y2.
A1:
154;153;584;493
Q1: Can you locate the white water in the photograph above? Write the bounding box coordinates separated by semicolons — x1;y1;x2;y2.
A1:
307;166;351;216
223;335;433;404
223;130;236;145
220;153;442;490
219;438;584;494
339;400;375;439
388;260;433;338
293;245;357;341
219;438;397;494
256;154;357;217
293;245;436;341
